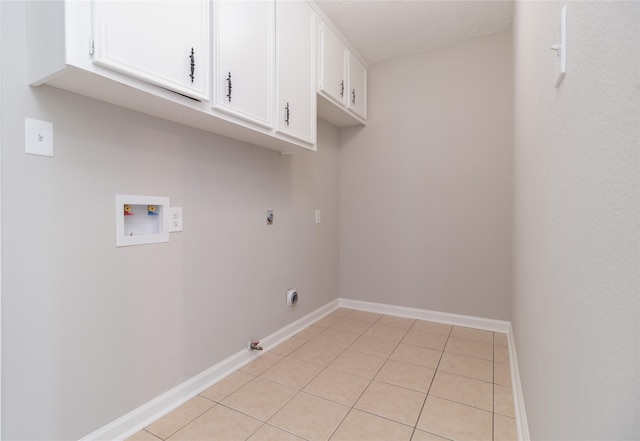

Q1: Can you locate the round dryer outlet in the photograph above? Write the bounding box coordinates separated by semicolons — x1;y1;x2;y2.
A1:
286;289;298;307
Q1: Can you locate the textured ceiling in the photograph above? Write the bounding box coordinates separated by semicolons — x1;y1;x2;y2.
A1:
315;1;513;65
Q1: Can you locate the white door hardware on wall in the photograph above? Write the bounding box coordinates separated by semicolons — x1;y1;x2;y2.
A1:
551;5;567;88
267;210;274;225
25;118;53;157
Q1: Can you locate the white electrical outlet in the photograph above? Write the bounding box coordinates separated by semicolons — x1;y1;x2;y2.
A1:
25;118;54;157
169;207;183;232
315;209;321;224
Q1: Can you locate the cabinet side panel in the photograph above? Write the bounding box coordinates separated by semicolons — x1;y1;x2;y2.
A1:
26;1;67;85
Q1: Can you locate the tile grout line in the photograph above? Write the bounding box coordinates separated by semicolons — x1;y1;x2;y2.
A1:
409;322;453;441
254;311;381;441
324;312;427;440
431;367;497;386
143;428;163;441
324;313;390;441
198;342;330;441
147;396;216;440
335;316;498;439
492;332;496;441
317;320;500;437
253;341;347;440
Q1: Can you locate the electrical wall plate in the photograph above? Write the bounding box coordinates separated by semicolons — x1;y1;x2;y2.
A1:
25;117;54;156
115;195;170;247
169;207;183;232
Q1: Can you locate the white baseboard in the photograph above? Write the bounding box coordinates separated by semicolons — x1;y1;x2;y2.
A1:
507;323;530;441
82;297;528;441
80;299;340;441
339;298;511;333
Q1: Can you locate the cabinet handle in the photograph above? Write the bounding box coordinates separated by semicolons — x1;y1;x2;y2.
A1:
285;102;290;126
226;72;232;102
340;80;344;98
189;48;195;83
352;89;356;105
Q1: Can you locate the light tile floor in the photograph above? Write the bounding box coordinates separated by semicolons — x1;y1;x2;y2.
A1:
128;308;517;441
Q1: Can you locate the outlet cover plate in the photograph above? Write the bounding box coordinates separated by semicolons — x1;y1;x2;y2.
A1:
170;207;183;232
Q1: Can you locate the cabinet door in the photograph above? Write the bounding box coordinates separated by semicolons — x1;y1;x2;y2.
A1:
214;1;273;129
92;1;209;101
275;0;316;146
347;51;367;120
318;21;346;107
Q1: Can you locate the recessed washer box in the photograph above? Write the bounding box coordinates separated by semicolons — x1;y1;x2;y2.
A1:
115;195;169;247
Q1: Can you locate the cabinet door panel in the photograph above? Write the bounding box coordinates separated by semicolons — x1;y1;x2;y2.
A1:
214;1;273;128
347;51;367;120
318;22;346;107
92;1;209;101
276;0;316;146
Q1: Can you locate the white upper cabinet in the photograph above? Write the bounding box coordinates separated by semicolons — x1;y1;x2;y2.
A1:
318;22;347;107
27;0;366;152
275;1;316;146
315;16;367;126
92;1;209;101
213;1;274;128
347;51;367;120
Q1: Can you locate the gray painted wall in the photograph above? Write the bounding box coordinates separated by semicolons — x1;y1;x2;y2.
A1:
512;2;639;439
4;1;638;439
338;31;513;320
1;2;339;439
